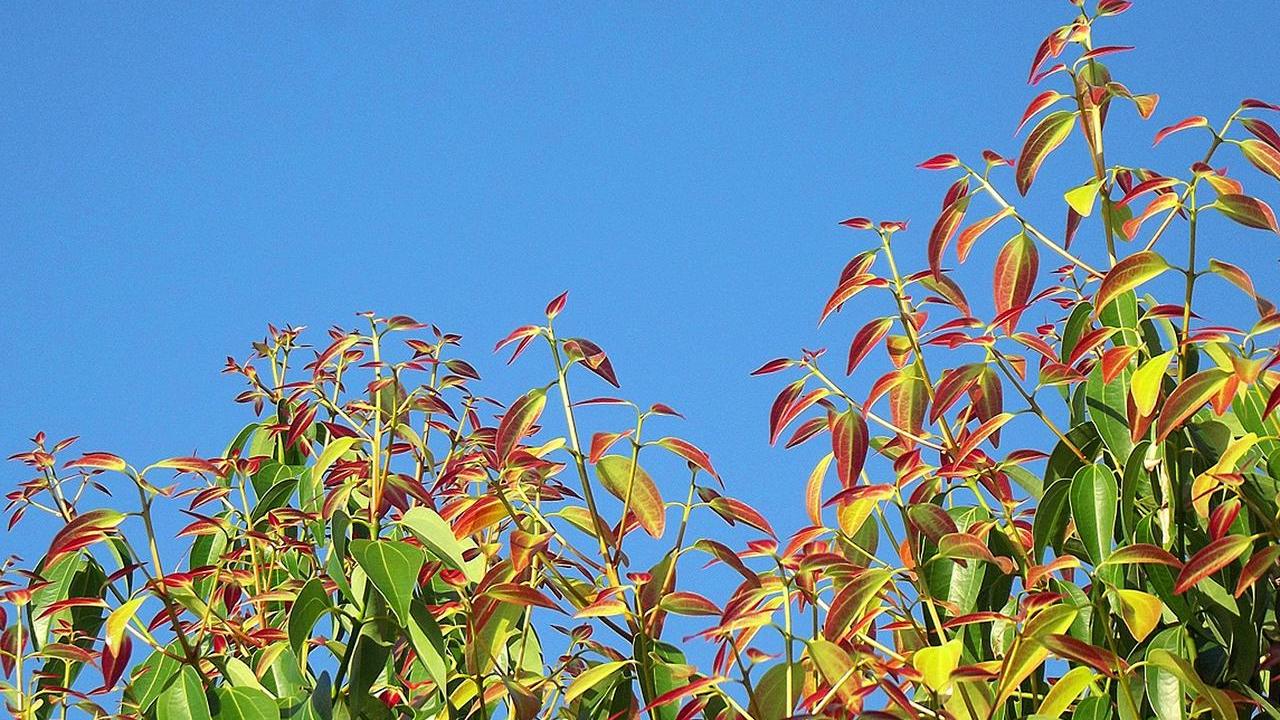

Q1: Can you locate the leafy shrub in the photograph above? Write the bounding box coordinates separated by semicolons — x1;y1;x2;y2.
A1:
6;1;1280;718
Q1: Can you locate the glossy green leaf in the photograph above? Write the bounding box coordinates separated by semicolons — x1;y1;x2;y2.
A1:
1069;464;1118;565
349;539;425;625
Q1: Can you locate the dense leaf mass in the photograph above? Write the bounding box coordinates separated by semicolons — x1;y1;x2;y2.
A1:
6;1;1280;718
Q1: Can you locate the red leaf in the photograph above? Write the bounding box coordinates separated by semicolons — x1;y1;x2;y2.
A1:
1155;369;1232;442
656;437;720;481
1093;251;1171;317
486;582;564;612
1235;545;1280;597
750;358;792;376
919;153;961;170
1216;193;1280;233
929;364;985;423
589;431;631;465
1017;91;1066;134
1174;534;1252;594
993;233;1038;333
1153;116;1208;146
957;208;1014;262
64;452;127;473
839;216;873;230
1099;346;1140;384
831;410;869;488
496;389;548;461
545;291;568;319
846;317;895;375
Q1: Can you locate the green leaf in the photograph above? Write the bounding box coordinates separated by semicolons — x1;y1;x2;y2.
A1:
1086;362;1133;462
399;506;481;583
1146;628;1190;720
126;640;183;712
407;601;449;694
1034;479;1073;563
1070;464;1118;565
214;685;278;720
288;577;330;658
349;539;425;625
750;662;802;720
157;667;211;720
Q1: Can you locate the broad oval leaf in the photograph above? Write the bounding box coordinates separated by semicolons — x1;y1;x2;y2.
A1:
1069;464;1118;565
595;455;666;539
349;539;426;625
993;232;1038;333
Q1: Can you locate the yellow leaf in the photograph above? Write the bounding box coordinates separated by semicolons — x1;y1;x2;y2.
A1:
565;661;631;703
105;596;147;655
1192;432;1258;518
993;604;1078;707
912;638;963;692
1064;178;1103;217
1130;351;1175;417
1036;665;1095;718
1113;588;1163;642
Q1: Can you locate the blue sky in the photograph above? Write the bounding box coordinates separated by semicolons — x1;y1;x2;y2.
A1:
3;2;1279;567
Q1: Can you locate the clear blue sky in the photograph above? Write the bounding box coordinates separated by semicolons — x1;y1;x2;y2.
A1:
3;3;1278;559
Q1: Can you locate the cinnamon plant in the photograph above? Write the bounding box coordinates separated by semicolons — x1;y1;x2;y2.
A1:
5;1;1280;718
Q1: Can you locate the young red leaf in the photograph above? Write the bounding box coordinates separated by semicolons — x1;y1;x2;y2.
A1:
927;190;969;279
1242;117;1280;151
545;291;569;319
496;388;548;462
589;431;631;465
656;437;720;481
1100;346;1140;384
919;153;961;170
1099;543;1183;569
956;208;1014;262
820;273;877;325
929;364;984;423
993;233;1038;333
1215;193;1280;232
750;358;793;376
1174;534;1252;594
1040;634;1127;677
64;452;127;473
660;591;721;617
1016;90;1067;134
1235;545;1280;597
1092;251;1171;318
831;410;869;488
1240;138;1280;181
1152;115;1208;146
1016;110;1075;195
846;317;895;375
1154;369;1232;442
486;582;564;612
